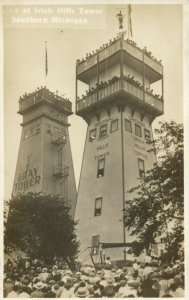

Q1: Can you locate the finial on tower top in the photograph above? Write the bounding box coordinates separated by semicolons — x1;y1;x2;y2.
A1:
116;10;125;30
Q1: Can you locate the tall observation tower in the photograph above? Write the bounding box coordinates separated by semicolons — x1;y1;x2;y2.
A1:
75;14;164;261
13;87;77;217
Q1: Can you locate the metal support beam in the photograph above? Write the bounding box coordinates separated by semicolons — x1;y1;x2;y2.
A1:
120;38;124;90
142;52;145;102
75;62;78;113
120;108;126;261
97;52;99;102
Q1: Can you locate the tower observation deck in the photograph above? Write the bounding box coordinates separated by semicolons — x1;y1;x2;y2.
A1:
76;35;163;121
19;86;72;117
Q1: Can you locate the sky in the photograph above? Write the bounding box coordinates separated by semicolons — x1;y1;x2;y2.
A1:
3;3;183;200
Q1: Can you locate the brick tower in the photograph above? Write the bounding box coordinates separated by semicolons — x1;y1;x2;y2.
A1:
12;87;77;217
75;33;164;261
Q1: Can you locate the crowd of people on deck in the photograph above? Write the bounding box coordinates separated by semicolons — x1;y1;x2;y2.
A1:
77;74;162;103
76;35;162;66
19;87;69;103
4;255;184;298
76;35;121;64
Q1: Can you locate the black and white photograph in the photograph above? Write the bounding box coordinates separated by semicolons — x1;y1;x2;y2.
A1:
1;1;187;298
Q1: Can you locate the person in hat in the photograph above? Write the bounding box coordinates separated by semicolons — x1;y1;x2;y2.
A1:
31;281;44;298
159;271;169;297
113;275;121;293
87;286;95;298
133;259;139;271
76;271;82;279
93;284;102;297
123;290;137;297
105;256;112;266
138;263;145;280
143;262;153;279
74;286;89;298
116;279;128;297
39;267;49;282
24;259;30;270
43;285;56;298
151;278;161;297
53;269;62;282
4;278;14;297
18;285;31;298
56;281;65;297
60;278;74;298
172;280;184;297
104;285;116;298
51;283;60;297
62;269;72;283
103;277;115;296
52;265;58;276
140;277;159;297
6;284;19;298
104;265;112;279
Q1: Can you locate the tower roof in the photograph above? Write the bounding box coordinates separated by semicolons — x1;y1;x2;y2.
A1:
76;34;163;84
76;34;164;120
18;86;72;116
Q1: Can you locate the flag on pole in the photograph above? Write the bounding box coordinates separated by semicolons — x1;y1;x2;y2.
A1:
128;4;133;38
45;41;48;76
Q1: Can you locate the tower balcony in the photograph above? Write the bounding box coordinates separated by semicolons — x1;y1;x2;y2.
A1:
18;87;72;115
76;78;163;118
53;165;69;178
51;133;67;146
77;38;163;83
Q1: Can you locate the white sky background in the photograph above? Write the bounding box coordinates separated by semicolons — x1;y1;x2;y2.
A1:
3;4;183;200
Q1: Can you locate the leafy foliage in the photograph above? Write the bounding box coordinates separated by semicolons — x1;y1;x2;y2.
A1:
4;193;79;264
124;121;184;261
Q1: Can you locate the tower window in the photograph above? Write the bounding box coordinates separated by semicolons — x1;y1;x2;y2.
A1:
30;127;35;136
23;129;29;139
61;114;66;122
94;197;102;216
97;158;105;178
46;124;52;134
91;235;100;255
135;124;142;137
125;119;132;133
26;154;32;171
99;124;107;138
138;158;145;178
35;124;41;134
54;126;59;134
111;119;118;132
144;129;151;141
89;128;96;142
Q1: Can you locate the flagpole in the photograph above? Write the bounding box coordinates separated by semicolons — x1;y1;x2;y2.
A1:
45;41;48;87
128;5;130;40
128;5;133;39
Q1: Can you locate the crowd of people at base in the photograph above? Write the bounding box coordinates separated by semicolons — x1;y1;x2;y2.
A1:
77;74;162;103
76;35;162;67
4;255;184;298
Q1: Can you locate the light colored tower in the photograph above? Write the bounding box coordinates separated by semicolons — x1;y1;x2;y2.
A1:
75;32;164;261
12;87;77;217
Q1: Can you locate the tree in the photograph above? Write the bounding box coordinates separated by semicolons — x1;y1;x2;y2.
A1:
123;120;183;262
4;193;79;265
